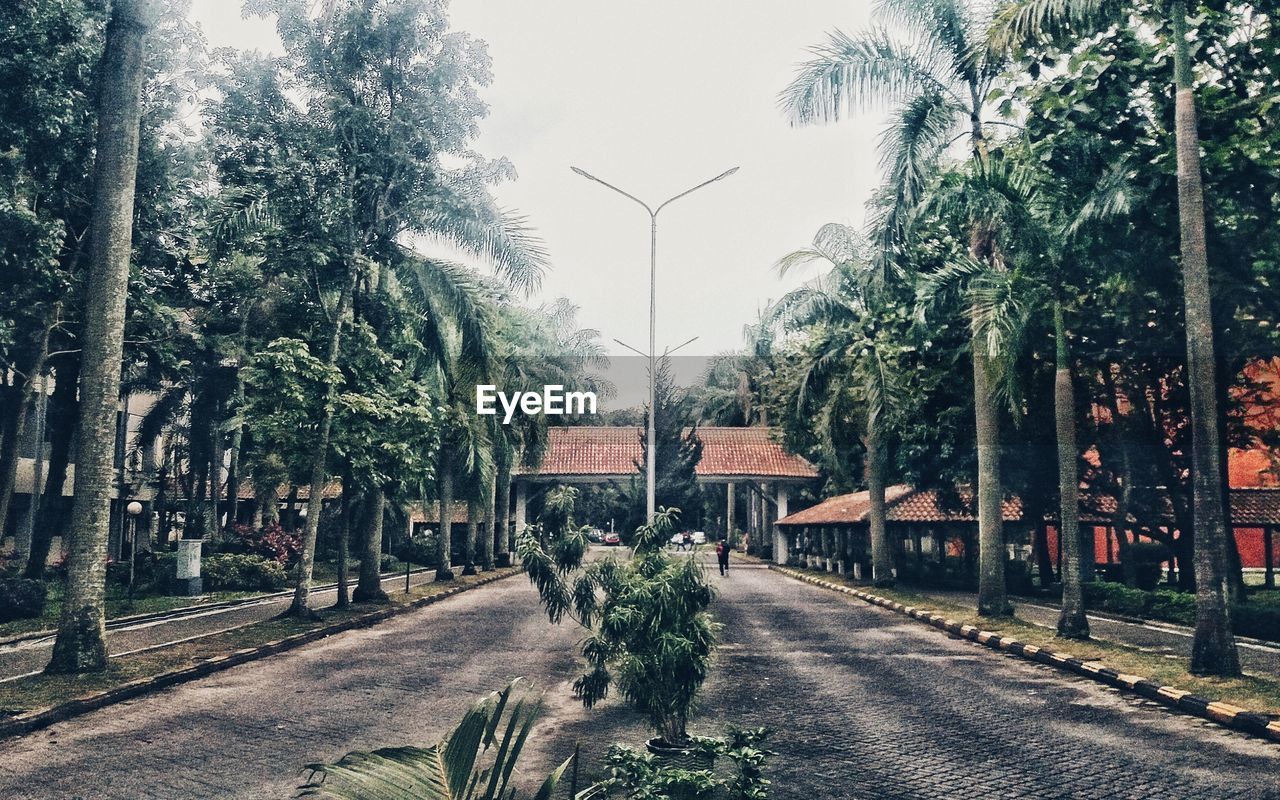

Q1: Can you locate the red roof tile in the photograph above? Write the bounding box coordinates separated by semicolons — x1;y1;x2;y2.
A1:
1230;488;1280;526
779;486;1119;527
774;486;914;526
517;426;818;481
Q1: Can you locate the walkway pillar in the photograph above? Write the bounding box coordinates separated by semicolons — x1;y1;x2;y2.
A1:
1265;526;1275;590
514;481;527;540
773;484;789;564
726;481;736;542
836;528;847;575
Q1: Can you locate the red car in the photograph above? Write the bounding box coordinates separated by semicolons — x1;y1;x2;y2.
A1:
603;532;622;546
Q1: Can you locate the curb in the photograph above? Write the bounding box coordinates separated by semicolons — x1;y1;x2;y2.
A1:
0;569;519;742
771;565;1280;746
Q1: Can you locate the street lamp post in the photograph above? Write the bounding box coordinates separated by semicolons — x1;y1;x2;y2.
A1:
126;500;143;600
571;166;739;522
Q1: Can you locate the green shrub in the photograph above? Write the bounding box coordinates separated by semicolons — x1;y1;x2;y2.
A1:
393;538;435;567
1232;600;1280;642
201;553;287;591
1148;589;1196;626
1082;580;1150;617
0;578;48;622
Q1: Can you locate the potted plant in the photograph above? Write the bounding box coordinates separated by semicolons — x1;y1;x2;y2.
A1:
520;488;719;766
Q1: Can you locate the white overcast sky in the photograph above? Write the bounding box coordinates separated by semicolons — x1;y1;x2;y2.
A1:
188;1;888;363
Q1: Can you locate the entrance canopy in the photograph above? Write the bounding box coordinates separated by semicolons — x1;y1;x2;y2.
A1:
515;426;819;484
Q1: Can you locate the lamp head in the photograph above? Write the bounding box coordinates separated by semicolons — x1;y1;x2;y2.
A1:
127;500;143;516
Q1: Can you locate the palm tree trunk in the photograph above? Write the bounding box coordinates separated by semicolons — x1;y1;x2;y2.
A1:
972;302;1009;617
436;456;455;580
462;500;479;576
481;472;496;571
494;458;511;567
866;414;893;586
287;262;356;617
47;0;155;673
353;488;389;603
1054;303;1088;638
1171;0;1240;677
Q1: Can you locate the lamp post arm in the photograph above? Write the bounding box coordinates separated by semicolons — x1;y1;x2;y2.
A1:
570;167;655;217
654;167;740;216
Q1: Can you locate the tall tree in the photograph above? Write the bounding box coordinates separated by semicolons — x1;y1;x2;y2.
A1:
781;0;1014;614
993;0;1240;676
47;0;158;673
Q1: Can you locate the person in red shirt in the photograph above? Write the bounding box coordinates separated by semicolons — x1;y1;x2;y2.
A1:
715;538;730;576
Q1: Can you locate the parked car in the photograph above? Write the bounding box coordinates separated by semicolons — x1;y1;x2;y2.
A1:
603;532;622;546
669;531;707;547
585;528;605;543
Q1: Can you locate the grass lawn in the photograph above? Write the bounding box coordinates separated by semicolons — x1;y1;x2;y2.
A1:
0;584;260;640
782;567;1280;716
0;568;516;719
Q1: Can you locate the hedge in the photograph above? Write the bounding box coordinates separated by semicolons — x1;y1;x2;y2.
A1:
1083;580;1279;642
0;578;47;622
201;554;287;592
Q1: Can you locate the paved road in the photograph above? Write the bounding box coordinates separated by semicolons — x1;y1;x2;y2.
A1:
0;570;437;681
1;561;1277;799
911;586;1280;677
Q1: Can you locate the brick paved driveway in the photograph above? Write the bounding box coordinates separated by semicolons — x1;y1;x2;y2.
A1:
0;563;1276;799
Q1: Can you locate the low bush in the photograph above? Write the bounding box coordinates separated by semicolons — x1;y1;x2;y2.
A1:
229;522;302;565
1148;589;1197;626
0;578;48;622
201;553;287;592
393;539;435;567
1082;580;1151;617
1233;593;1280;641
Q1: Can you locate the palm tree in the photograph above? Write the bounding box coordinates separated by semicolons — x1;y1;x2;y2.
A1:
297;679;572;800
772;224;900;585
992;0;1240;678
47;0;160;674
780;0;1013;614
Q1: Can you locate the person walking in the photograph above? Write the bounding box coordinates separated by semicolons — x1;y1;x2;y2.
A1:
716;538;730;576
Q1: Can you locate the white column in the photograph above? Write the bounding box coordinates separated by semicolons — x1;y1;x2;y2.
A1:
514;482;528;537
773;484;789;564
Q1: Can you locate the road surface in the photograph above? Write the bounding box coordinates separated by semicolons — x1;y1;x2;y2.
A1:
0;559;1276;798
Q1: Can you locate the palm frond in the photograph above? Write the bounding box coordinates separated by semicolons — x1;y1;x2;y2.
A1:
297;679;574;800
420;207;549;297
989;0;1119;51
779;27;958;126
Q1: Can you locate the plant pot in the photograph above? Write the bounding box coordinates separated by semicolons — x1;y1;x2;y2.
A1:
645;737;714;770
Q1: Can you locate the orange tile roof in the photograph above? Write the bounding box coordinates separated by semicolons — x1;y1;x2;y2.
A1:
779;486;1118;527
517;426;819;481
409;501;472;525
773;485;914;526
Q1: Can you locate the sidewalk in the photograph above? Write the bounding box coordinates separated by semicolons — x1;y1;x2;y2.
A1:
908;586;1280;677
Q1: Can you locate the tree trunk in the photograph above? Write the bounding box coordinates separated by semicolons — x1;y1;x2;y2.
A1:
0;319;54;542
353;488;389;603
866;415;893;586
48;0;155;674
1172;1;1240;677
1264;526;1274;590
15;369;49;568
972;301;1009;616
1053;303;1088;639
494;457;511;567
333;467;351;608
225;388;244;532
286;262;356;618
462;499;479;576
481;471;496;571
435;456;455;580
24;358;78;578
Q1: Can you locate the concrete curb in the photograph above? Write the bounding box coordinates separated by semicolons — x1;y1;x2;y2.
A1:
771;565;1280;746
0;569;520;742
